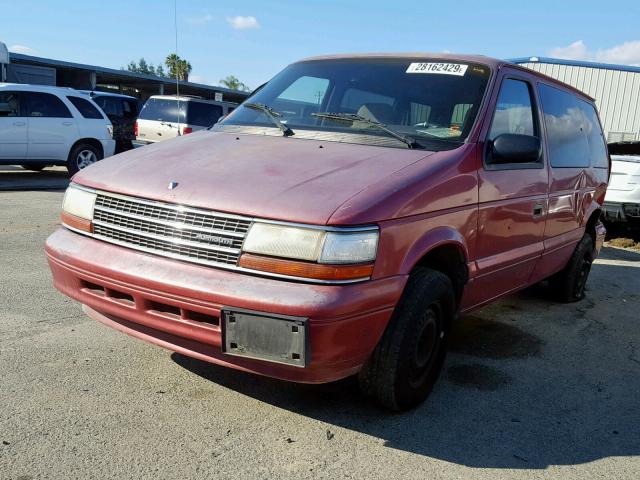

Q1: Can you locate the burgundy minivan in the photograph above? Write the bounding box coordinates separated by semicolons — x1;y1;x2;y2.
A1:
46;54;609;410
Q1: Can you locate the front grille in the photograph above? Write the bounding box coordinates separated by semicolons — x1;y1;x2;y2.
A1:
92;192;252;268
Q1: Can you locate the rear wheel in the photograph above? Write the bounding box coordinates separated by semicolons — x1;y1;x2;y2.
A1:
67;143;102;175
549;233;595;303
358;267;455;411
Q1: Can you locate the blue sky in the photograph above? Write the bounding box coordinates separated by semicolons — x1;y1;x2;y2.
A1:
2;0;640;89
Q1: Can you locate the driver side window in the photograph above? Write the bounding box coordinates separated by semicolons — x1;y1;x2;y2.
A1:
489;79;535;141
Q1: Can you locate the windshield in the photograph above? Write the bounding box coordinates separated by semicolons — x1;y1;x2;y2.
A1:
218;58;491;149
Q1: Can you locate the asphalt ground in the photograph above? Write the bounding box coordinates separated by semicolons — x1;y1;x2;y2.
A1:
1;169;639;479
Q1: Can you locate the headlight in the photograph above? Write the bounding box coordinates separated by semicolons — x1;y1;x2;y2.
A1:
107;125;114;138
242;223;325;261
240;222;378;282
61;185;96;232
319;231;378;264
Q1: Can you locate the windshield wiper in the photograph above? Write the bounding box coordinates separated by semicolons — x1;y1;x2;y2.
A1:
244;103;294;137
311;112;419;148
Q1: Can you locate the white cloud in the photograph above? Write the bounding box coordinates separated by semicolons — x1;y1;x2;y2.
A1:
549;40;590;61
549;40;640;66
8;44;37;55
186;14;213;25
226;15;260;30
188;74;209;85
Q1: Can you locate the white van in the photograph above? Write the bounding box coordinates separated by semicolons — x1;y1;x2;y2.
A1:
135;95;236;144
0;83;115;174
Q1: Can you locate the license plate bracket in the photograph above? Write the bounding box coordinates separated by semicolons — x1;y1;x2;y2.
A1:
221;308;309;368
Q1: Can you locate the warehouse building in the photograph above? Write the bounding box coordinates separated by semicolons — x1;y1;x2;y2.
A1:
0;41;248;104
512;56;640;143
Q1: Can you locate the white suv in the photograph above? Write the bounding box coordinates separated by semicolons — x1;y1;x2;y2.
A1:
603;154;640;226
0;83;115;174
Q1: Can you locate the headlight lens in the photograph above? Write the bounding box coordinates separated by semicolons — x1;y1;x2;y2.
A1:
62;185;96;220
242;221;379;272
107;125;114;138
319;231;378;264
242;223;326;261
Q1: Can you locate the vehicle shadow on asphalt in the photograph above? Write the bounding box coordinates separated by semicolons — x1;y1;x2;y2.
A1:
172;247;640;469
0;166;70;191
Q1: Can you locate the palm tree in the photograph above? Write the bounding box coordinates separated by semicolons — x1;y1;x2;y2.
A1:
165;53;192;81
219;75;250;92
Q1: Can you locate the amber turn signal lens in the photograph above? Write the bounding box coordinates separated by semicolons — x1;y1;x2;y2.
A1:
61;211;93;233
239;253;374;281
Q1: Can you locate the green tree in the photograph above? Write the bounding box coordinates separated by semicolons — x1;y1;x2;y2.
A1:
124;58;166;77
219;75;250;92
165;53;192;81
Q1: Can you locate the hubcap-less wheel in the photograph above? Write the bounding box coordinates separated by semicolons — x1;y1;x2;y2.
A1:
575;253;592;299
409;307;440;387
76;149;97;170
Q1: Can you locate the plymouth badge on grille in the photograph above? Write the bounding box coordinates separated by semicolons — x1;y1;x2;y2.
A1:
168;181;179;190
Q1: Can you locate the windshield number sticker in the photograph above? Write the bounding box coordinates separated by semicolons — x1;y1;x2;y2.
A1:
406;63;468;76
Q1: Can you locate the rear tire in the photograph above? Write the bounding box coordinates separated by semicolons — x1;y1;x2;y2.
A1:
358;267;455;411
549;233;595;303
67;143;102;176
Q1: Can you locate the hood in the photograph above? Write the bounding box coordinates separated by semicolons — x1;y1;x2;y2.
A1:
74;130;434;225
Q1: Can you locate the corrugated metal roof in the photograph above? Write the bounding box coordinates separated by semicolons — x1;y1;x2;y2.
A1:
510;56;640;74
8;52;245;97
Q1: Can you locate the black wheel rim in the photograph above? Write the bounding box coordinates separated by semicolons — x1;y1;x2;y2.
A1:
409;305;442;387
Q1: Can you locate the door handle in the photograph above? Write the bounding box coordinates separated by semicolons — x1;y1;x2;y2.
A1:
62;121;73;126
533;203;545;217
13;121;26;126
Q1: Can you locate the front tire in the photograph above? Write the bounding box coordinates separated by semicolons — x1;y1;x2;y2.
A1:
550;233;594;303
67;143;102;175
358;268;455;411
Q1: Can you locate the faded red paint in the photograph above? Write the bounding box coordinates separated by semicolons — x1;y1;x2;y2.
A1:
46;54;609;383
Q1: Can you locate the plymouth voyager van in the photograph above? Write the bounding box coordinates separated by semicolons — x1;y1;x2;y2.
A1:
46;54;609;410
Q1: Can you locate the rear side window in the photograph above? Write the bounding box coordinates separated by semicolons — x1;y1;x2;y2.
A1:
578;101;609;168
539;84;590;168
187;102;223;127
24;92;72;118
94;97;122;117
0;91;22;117
123;100;138;118
488;79;536;140
67;96;104;119
139;98;185;123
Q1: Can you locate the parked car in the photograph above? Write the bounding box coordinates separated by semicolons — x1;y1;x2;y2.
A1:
0;83;115;174
602;144;640;226
86;91;139;153
135;95;236;144
46;54;609;411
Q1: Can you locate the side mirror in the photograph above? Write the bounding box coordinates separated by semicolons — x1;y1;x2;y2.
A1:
489;134;540;164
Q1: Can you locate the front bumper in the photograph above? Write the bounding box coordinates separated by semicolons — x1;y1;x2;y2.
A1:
46;228;406;383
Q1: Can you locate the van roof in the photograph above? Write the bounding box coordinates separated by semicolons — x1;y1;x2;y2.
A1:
295;53;595;102
147;95;237;105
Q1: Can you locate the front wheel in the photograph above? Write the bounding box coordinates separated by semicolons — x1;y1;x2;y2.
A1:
549;233;595;303
358;267;455;411
67;143;102;175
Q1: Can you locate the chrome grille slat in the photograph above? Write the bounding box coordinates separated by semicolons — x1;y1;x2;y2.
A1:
92;192;252;267
94;205;246;238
